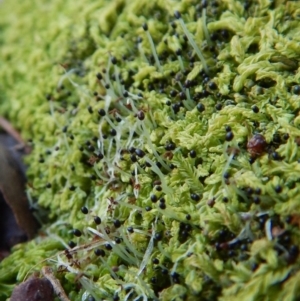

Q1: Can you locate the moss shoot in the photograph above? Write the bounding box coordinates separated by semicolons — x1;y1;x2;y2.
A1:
1;0;300;300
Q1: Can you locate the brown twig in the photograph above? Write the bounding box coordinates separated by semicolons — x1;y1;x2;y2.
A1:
42;266;71;301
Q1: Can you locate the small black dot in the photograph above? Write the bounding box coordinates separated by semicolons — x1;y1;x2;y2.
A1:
97;152;104;159
197;103;205;112
223;171;230;179
88;145;95;152
201;0;208;8
127;226;134;233
246;187;253;195
151;194;158;203
159;197;165;203
255;188;261;195
145;206;152;211
98;108;106;116
221;29;229;39
110;129;117;136
46;183;52;189
114;219;121;228
172;103;181;114
81;207;88;214
249;157;256;164
174;11;181;19
159;202;166;209
225;125;231;132
274;185;282;193
152;258;159;264
186;214;191;220
191;193;200;201
69;185;76;191
135;149;145;158
105;243;112;250
96;73;102;80
115;237;122;244
189;150;197;158
94;248;105;256
130;155;137;162
142;23;148;31
272;151;281;160
137;111;145;120
68;241;76;248
111;56;117;65
170;163;176;169
225;131;234;141
166;142;176;151
208;81;217;90
170;90;177;97
175;48;182;56
155;185;162;191
283;133;289;140
252;105;259;113
155;233;163;240
215;103;222;110
293;85;300;95
73;229;82;237
179;91;186;100
253;196;260;204
129;146;136;153
94;216;101;225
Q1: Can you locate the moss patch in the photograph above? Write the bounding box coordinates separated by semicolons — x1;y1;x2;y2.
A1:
1;0;300;300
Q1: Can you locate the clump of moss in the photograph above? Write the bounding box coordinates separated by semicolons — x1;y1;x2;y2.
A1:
1;0;300;300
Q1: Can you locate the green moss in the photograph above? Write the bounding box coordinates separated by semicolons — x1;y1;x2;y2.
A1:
1;0;300;300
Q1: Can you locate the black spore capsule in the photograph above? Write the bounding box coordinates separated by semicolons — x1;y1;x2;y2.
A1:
94;216;101;225
174;11;181;19
114;219;121;228
197;103;205;112
189;150;197;158
135;148;145;158
73;229;82;237
137;110;145;120
142;23;148;31
68;241;76;248
94;248;105;256
225;131;234;141
81;206;88;214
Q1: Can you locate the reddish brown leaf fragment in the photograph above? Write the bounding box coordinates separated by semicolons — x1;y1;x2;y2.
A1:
10;276;54;301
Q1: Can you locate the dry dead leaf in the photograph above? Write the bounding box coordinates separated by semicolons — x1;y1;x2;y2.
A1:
10;275;54;301
0;143;38;240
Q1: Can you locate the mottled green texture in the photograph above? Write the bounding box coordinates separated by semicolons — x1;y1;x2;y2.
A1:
1;0;300;300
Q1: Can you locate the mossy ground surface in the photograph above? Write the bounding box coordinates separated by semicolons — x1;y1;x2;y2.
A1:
1;0;300;300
